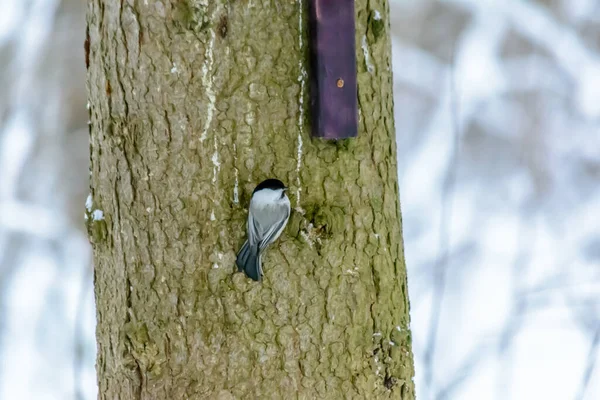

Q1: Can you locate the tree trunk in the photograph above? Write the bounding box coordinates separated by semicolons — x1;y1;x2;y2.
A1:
86;0;415;398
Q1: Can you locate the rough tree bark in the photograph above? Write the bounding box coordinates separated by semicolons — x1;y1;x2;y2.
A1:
86;0;415;398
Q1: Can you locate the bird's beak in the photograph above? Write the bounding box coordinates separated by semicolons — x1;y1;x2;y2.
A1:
283;187;288;192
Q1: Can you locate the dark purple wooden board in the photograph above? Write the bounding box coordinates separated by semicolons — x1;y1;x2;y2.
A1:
308;0;358;139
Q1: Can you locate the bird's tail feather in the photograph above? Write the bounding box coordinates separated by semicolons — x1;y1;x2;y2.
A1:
236;240;250;272
236;241;262;281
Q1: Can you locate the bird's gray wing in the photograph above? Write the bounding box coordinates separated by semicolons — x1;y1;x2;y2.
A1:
247;211;261;246
258;207;290;251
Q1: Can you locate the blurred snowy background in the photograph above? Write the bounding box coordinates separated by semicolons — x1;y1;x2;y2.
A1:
0;0;598;399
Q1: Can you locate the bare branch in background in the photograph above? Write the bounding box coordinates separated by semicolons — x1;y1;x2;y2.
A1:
575;323;600;400
74;264;93;400
423;38;462;396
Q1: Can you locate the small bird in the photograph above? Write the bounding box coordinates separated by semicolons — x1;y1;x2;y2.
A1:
236;178;291;281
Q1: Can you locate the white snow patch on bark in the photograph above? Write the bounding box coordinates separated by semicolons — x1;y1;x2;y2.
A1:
200;30;216;142
295;0;306;212
85;194;92;212
362;35;375;74
233;143;239;204
91;210;104;221
211;136;220;183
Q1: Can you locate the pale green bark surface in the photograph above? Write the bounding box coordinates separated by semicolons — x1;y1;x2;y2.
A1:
87;0;414;398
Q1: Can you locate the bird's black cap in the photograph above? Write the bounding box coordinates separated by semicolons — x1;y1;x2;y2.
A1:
253;178;287;193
